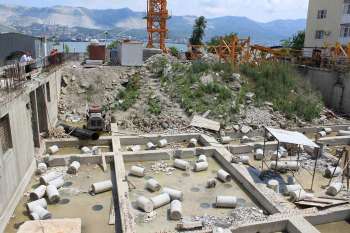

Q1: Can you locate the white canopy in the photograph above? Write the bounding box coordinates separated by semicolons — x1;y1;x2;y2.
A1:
265;127;319;148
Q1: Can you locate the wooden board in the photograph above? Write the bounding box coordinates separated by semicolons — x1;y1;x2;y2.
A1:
17;218;81;233
295;197;349;208
190;115;220;132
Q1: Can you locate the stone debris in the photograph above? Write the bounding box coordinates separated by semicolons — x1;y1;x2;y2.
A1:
192;207;267;228
150;161;175;175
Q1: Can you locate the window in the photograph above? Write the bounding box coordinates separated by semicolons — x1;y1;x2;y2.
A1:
317;9;327;19
341;24;350;37
0;114;13;153
46;82;51;102
345;0;350;14
315;30;325;39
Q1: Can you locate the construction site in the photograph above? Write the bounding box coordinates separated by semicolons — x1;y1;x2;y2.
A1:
2;0;350;233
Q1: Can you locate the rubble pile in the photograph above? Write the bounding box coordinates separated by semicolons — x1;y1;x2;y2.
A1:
192;207;267;228
119;113;189;133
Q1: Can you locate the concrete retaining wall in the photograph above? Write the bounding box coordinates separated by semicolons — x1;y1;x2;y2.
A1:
298;66;350;115
0;69;61;233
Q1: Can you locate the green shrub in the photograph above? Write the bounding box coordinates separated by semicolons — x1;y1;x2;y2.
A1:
239;62;323;121
148;95;162;115
169;47;180;58
117;74;141;111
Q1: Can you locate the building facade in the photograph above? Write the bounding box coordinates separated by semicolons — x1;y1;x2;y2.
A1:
0;32;52;66
305;0;350;56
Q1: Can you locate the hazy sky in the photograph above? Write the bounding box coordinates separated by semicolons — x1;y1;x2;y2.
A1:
1;0;309;22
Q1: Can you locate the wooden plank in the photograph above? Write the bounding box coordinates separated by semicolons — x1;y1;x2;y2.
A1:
190;115;220;132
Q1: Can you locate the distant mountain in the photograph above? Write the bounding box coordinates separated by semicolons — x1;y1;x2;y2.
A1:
0;4;306;45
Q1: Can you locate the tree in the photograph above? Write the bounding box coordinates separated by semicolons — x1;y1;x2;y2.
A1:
281;31;305;50
108;40;120;49
207;33;237;46
189;16;207;45
64;44;70;53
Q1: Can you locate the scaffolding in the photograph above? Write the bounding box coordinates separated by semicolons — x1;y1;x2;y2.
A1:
146;0;169;52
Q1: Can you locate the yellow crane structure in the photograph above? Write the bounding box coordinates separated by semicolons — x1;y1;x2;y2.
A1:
146;0;169;52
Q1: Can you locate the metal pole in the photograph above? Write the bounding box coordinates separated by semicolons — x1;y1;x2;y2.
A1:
311;147;319;191
275;141;280;171
262;128;267;170
327;151;343;186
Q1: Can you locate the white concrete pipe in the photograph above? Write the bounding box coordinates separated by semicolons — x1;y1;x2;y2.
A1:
326;182;343;196
188;138;198;147
323;128;332;134
283;184;302;196
40;172;62;185
48;145;59;154
197;154;207;163
290;190;313;202
36;163;47;175
163;187;184;201
47;184;60;203
129;165;145;177
91;180;113;194
318;131;327;137
31;205;52;220
146;142;156;150
194;161;209;172
48;177;65;189
206;178;217;188
271;151;282;160
27;198;48;212
170;200;182;220
217;169;232;182
67;161;81;174
216;196;237;208
30;212;40;220
270;161;299;171
173;159;190;170
158;139;168;148
267;179;279;193
239;155;250;164
81;146;91;154
338;130;350;136
221;136;232;144
30;185;47;201
150;193;171;209
254;149;264;160
146;178;161;192
136;196;154;213
324;166;342;178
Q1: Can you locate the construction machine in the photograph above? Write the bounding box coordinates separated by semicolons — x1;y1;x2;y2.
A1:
85;105;111;132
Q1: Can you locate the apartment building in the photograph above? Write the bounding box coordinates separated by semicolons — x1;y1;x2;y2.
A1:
304;0;350;56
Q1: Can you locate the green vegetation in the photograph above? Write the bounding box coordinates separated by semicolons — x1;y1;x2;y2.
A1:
281;31;305;50
108;40;120;49
239;62;323;121
169;46;180;58
117;74;141;111
159;60;237;124
147;95;162;115
189;16;207;45
64;44;70;53
207;33;237;46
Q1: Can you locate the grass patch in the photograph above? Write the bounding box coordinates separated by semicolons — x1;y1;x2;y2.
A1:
239;62;323;121
117;74;141;111
147;95;162;115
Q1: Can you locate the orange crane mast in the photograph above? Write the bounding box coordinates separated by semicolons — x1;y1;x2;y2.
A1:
146;0;169;52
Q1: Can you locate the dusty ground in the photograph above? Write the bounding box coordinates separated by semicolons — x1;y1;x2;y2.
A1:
4;165;114;233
